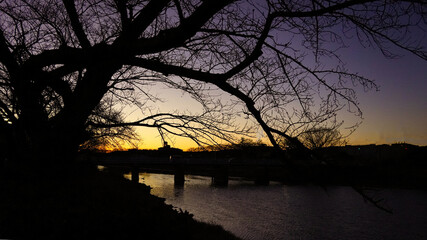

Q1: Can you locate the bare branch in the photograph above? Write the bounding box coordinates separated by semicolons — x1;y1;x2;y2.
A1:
62;0;91;48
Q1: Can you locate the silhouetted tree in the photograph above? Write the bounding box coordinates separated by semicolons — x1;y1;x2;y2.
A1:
188;137;267;151
0;0;425;170
81;98;139;151
299;124;347;150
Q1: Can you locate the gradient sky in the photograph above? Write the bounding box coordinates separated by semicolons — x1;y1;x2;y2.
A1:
131;44;426;150
130;44;427;150
127;25;427;150
340;42;427;146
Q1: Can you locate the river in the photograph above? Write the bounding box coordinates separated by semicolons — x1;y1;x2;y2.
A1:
125;172;427;240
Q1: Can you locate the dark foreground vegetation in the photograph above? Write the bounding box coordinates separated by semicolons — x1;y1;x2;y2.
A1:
0;164;240;240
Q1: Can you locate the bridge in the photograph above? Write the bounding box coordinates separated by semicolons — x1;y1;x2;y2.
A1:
87;152;288;186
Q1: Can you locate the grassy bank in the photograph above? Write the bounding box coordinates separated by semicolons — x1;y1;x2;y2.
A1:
0;165;240;239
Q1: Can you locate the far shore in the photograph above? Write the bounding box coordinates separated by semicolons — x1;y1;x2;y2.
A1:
86;143;427;190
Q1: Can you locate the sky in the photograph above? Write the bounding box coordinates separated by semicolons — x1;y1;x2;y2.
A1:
124;14;427;151
129;44;427;150
339;42;427;146
130;42;427;150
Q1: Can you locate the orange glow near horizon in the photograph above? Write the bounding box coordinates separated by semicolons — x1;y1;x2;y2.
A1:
107;46;427;151
105;127;426;152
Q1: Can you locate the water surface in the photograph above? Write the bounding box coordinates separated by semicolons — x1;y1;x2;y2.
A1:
128;173;427;240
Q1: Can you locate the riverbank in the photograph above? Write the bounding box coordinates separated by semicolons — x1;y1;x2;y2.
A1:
0;165;240;239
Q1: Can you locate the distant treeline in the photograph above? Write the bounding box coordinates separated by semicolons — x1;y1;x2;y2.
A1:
91;142;427;167
80;142;427;188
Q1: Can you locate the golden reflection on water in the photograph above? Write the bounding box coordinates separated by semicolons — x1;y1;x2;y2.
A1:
139;173;180;198
123;172;131;181
97;165;106;171
122;172;176;197
122;172;158;184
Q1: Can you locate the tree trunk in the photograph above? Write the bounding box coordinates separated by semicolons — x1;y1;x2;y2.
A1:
4;55;120;178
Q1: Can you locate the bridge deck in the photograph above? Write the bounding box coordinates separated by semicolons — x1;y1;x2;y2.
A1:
93;154;288;182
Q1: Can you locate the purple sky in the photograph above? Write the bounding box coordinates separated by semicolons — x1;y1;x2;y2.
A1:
132;42;427;150
131;5;427;149
340;41;427;146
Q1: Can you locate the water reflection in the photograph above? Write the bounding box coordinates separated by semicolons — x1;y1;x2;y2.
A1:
125;172;427;240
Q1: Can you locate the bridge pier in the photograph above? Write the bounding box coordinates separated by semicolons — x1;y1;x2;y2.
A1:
254;167;270;185
174;171;185;186
174;165;185;186
131;167;139;183
211;165;229;186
